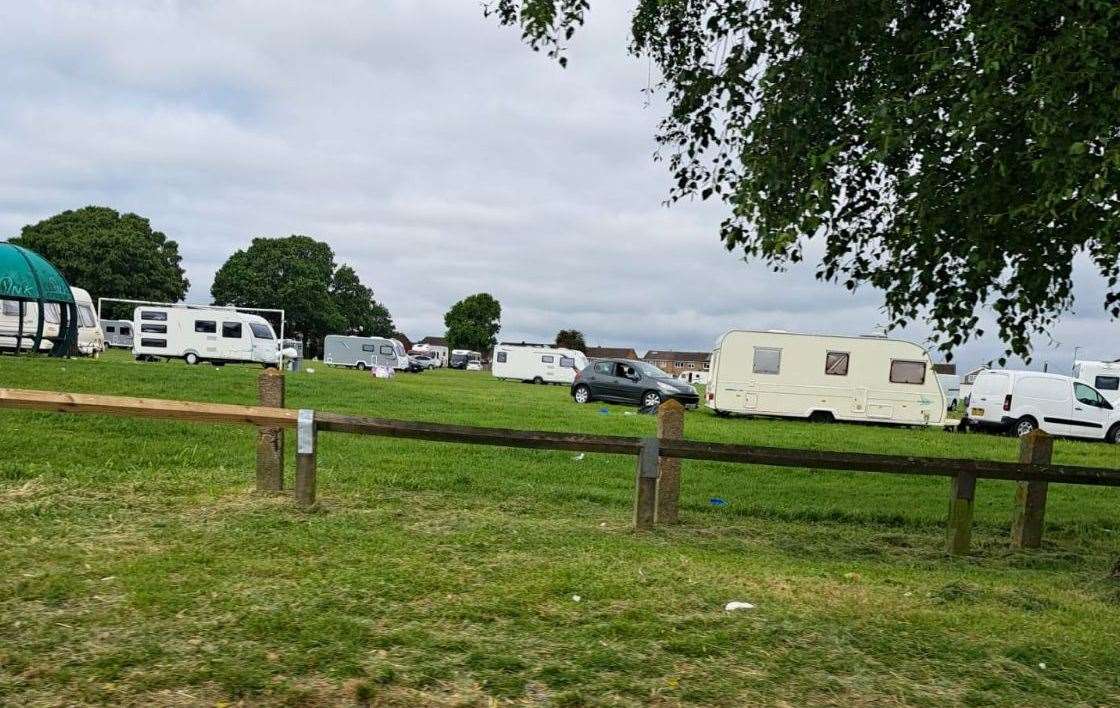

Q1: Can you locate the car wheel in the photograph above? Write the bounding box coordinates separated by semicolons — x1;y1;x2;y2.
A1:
642;391;662;408
184;352;199;365
356;361;367;371
573;385;592;404
1015;416;1037;437
1107;423;1120;444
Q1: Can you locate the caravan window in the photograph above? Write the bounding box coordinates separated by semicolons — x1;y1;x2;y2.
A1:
105;325;116;333
379;345;394;355
541;355;555;363
362;344;376;352
78;305;96;328
195;320;217;334
140;338;166;348
825;351;850;376
250;323;273;339
120;326;131;336
559;356;575;368
752;347;781;375
1095;376;1119;391
889;360;926;384
222;322;242;338
496;351;508;363
140;323;166;334
140;311;168;321
2;300;19;316
43;303;61;323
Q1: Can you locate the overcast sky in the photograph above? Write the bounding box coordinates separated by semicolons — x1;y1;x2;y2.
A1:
1;1;1115;372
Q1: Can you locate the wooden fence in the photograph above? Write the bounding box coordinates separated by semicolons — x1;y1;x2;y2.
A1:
3;373;1119;556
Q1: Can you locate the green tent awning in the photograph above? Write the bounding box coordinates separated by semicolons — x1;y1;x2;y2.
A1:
0;243;74;303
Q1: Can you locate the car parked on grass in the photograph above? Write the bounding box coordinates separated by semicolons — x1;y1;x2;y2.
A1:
571;359;699;408
410;353;438;370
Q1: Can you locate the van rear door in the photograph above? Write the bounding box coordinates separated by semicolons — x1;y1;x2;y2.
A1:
969;371;1009;423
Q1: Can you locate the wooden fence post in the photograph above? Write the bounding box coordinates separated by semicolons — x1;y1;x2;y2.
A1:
1011;429;1053;549
655;400;685;524
633;437;659;530
256;368;285;492
295;409;317;506
946;471;977;555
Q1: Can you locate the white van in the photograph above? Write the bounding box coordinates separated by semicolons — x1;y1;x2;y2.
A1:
965;369;1120;442
707;330;947;426
71;287;104;356
1073;360;1120;404
132;306;280;366
323;335;409;371
492;345;588;384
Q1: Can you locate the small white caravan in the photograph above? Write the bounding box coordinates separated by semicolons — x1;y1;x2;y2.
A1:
706;330;947;426
71;287;104;356
1073;360;1120;403
131;305;280;366
966;369;1120;442
323;335;409;371
492;345;588;384
101;319;134;348
960;367;986;403
936;373;961;410
678;370;709;386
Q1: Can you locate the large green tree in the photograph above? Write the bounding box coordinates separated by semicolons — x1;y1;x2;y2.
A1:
445;293;502;352
489;1;1120;362
555;328;587;352
211;236;391;356
10;206;189;314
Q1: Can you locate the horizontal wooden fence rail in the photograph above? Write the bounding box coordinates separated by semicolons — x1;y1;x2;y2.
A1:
3;385;1119;555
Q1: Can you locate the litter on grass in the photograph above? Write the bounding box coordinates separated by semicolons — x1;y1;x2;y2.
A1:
724;601;755;611
572;595;582;603
709;498;728;507
572;453;585;461
598;407;610;415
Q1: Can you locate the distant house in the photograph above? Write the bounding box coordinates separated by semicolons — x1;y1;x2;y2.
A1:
394;332;414;352
586;346;639;360
643;350;711;377
418;336;448;348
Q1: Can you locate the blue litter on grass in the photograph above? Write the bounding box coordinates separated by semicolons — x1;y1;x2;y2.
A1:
599;407;610;415
709;498;728;507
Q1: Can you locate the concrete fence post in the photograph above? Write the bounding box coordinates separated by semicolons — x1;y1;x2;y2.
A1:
655;400;685;524
295;409;317;507
256;367;285;492
1011;429;1053;549
633;437;659;530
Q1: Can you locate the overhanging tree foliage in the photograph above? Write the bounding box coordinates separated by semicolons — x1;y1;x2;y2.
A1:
488;1;1120;361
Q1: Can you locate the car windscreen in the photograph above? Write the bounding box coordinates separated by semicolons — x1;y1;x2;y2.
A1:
634;362;671;379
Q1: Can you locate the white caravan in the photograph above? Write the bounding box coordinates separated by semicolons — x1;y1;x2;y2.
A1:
71;287;104;356
411;343;448;367
132;306;280;366
1073;360;1120;404
450;349;481;369
101;319;134;348
678;370;709;386
966;369;1120;442
959;367;986;403
936;373;961;410
323;335;409;371
706;330;947;426
492;345;588;384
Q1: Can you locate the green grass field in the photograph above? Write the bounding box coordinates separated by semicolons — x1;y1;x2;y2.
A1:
3;350;1120;706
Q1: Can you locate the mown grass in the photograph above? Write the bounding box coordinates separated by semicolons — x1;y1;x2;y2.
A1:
2;350;1120;706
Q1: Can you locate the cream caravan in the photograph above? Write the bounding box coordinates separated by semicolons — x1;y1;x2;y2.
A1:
1;286;102;355
492;344;588;384
706;330;947;426
132;305;280;366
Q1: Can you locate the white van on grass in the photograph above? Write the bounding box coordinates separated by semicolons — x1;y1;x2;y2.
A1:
323;335;409;371
132;306;280;366
965;369;1120;442
1073;360;1120;404
492;344;588;384
706;330;948;426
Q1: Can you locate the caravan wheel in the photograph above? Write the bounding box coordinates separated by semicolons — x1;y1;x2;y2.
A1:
356;361;367;371
532;376;544;385
184;352;199;365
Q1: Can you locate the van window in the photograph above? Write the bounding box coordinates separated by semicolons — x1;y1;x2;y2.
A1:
1095;375;1119;391
1075;383;1110;408
380;345;394;355
542;355;555;363
195;320;217;334
140;338;166;348
222;322;242;338
362;344;376;352
249;323;273;339
889;360;926;384
140;311;168;321
78;305;96;328
753;347;781;375
1017;377;1069;402
594;361;613;376
560;356;575;368
2;300;19;316
825;351;849;376
141;323;166;334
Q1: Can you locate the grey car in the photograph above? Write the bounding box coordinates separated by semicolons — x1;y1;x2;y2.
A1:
570;359;699;408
